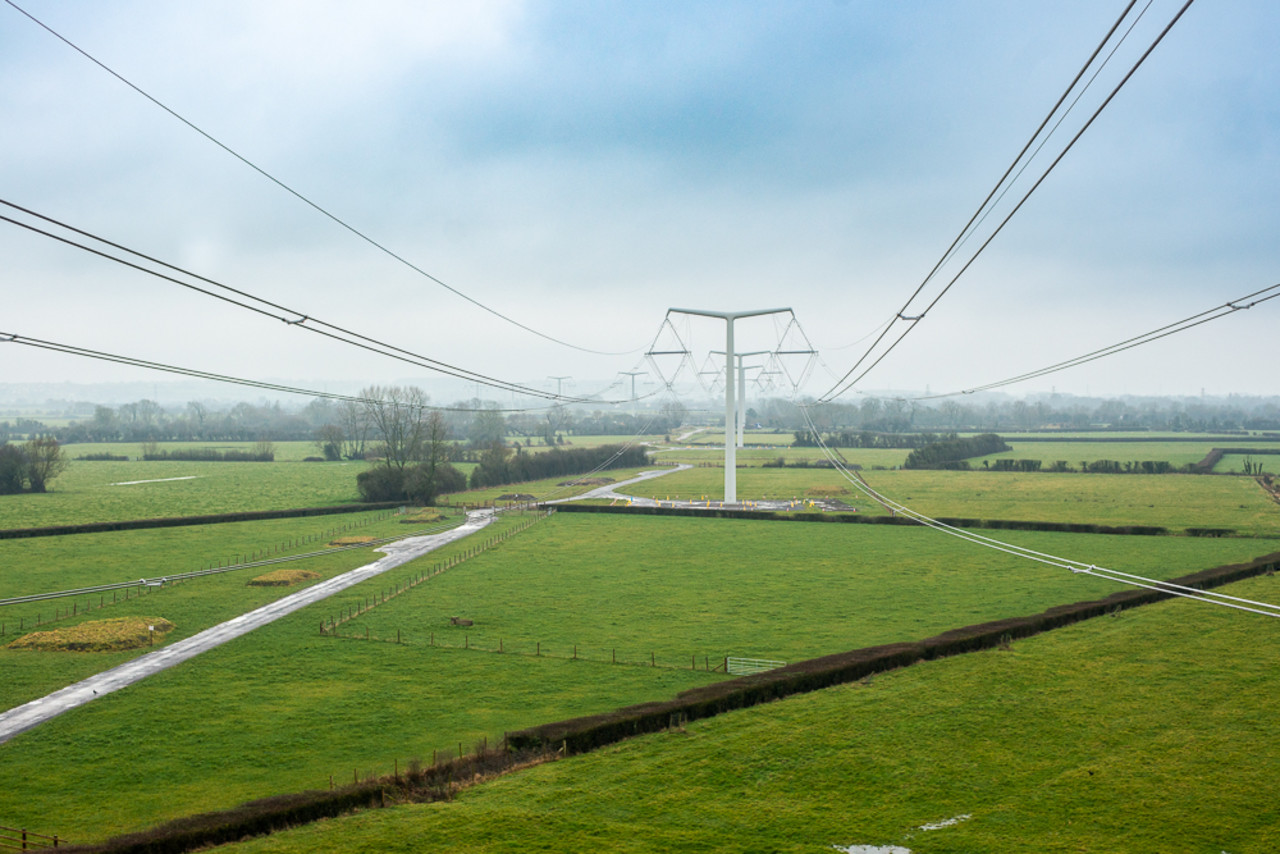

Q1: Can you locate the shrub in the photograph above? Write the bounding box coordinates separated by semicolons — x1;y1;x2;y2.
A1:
357;466;407;502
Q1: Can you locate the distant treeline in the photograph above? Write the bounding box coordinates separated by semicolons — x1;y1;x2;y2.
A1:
903;433;1010;469
792;430;955;449
470;445;650;490
142;446;274;463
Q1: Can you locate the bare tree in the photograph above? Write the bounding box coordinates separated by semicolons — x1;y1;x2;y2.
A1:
24;436;69;493
406;410;454;503
314;423;344;461
660;399;686;431
543;404;570;443
338;399;371;460
362;385;432;470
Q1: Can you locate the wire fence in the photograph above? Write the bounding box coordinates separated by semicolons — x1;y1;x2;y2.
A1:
0;824;62;850
324;629;738;674
319;510;552;636
0;508;410;637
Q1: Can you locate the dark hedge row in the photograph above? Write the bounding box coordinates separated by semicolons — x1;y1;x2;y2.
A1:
62;747;534;854
470;444;650;490
508;549;1280;755
1011;435;1272;443
903;433;1010;469
0;503;403;540
1191;447;1280;474
551;502;1169;537
142;449;273;462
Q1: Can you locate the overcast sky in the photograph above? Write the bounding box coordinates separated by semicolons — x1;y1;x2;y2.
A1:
1;0;1277;408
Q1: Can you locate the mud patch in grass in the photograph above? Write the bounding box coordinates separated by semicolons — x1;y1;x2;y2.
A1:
248;569;321;587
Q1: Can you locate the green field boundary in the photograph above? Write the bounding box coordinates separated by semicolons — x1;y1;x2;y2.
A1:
995;436;1280;443
549;501;1186;537
0;502;405;541
65;546;1280;854
506;549;1280;755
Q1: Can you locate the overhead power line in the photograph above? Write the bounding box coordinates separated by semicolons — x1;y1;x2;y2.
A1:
820;0;1196;402
4;0;637;358
908;282;1280;400
797;406;1280;620
0;198;652;406
0;330;569;414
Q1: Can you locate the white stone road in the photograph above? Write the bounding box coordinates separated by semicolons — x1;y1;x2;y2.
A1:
0;510;494;745
547;463;693;506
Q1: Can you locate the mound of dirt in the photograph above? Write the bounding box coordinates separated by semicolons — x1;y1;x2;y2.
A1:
559;477;615;486
328;536;376;546
497;493;536;501
7;617;175;652
401;509;446;523
248;569;321;587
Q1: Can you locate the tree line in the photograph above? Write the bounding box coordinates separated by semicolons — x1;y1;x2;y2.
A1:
468;444;650;490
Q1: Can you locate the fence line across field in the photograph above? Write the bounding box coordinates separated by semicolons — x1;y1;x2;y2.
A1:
0;508;409;611
319;511;551;636
323;628;783;676
0;824;62;850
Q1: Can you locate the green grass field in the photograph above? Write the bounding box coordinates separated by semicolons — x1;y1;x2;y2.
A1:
615;466;1280;535
4;439;1280;849
220;569;1280;854
0;508;455;708
1;511;1276;842
0;457;366;529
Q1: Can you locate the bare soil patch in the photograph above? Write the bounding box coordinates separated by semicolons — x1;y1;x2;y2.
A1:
328;536;376;546
248;569;321;587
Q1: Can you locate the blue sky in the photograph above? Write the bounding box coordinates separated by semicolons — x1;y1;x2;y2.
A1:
1;0;1276;405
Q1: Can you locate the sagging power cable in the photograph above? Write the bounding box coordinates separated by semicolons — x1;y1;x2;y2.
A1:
797;405;1280;619
820;0;1195;402
0;198;651;405
4;0;639;358
0;330;584;414
910;282;1280;400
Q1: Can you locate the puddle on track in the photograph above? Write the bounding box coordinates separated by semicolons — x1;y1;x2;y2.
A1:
919;814;972;831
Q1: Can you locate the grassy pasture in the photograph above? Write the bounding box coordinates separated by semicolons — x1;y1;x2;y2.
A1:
0;509;440;707
223;570;1280;854
868;469;1280;535
0;457;366;529
2;513;1275;842
615;466;1280;534
1213;453;1280;475
651;444;912;469
340;514;1277;664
